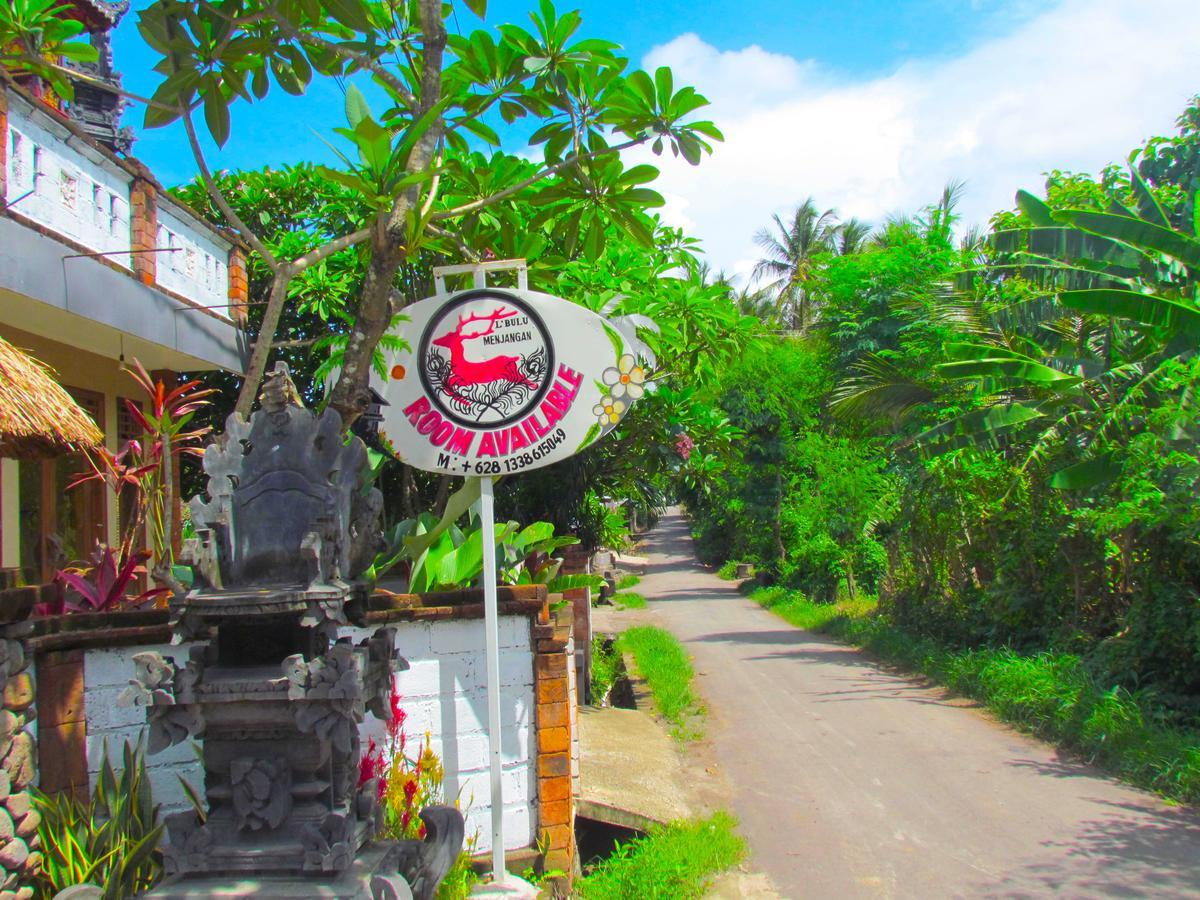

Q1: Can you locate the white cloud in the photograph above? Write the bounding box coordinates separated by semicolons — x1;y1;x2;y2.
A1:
634;0;1200;279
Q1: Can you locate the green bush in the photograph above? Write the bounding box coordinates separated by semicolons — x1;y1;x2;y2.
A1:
577;811;746;899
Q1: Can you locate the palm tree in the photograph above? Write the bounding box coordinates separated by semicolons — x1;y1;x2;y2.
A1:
835;217;873;255
752;198;840;332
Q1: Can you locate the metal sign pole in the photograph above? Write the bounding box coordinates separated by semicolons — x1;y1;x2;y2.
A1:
478;474;506;883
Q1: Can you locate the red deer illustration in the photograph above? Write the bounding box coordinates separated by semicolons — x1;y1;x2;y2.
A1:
432;306;538;394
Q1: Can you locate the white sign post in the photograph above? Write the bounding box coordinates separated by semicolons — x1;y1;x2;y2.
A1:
373;261;642;885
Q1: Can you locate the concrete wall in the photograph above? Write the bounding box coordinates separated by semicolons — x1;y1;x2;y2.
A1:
78;615;539;851
5;92;131;268
2;86;242;326
156;200;232;316
82;642;204;815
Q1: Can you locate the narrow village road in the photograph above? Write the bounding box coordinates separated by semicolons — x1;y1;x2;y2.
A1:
633;510;1200;899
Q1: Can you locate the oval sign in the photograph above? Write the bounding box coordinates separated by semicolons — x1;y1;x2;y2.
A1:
373;288;641;476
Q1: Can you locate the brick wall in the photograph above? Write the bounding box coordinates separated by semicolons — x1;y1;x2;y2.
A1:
228;245;248;324
557;544;592;701
533;605;577;874
128;162;159;286
0;89;8;205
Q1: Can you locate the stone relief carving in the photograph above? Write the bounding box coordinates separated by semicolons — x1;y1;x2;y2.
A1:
300;813;357;873
132;365;464;897
230;757;293;832
161;812;214;878
118;650;204;753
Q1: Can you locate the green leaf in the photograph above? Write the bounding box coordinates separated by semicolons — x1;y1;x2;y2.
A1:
324;0;372;31
936;358;1082;385
203;89;231;146
576;421;601;451
1059;288;1200;338
917;404;1044;449
464;0;487;17
344;82;372;127
1049;454;1119;490
1016;189;1055;226
1056;210;1200;269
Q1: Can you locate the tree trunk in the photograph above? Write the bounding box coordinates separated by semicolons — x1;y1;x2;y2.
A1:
234;267;293;419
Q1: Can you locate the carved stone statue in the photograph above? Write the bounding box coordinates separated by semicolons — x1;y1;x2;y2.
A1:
121;365;463;899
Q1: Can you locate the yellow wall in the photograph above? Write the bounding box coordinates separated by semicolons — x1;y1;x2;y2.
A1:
0;460;17;569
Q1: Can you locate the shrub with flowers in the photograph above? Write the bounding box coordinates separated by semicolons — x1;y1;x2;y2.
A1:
358;683;479;896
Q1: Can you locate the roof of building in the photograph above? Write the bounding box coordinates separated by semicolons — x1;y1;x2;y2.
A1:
0;337;104;459
64;0;130;31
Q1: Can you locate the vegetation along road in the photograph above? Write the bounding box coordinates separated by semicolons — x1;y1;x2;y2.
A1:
635;510;1200;899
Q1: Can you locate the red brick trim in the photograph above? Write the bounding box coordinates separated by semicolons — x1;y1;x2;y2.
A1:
130;168;158;285
0;88;9;206
228;245;248;325
533;605;576;875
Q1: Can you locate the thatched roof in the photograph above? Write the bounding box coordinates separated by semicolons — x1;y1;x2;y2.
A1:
0;338;103;459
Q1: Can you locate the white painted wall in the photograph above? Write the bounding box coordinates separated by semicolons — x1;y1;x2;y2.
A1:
5;92;131;269
350;615;537;854
80;614;538;850
83;642;204;815
155;201;231;320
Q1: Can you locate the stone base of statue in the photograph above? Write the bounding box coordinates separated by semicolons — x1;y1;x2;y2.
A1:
122;367;464;900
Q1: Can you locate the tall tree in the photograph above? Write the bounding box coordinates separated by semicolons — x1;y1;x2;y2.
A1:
751;198;839;331
4;0;722;431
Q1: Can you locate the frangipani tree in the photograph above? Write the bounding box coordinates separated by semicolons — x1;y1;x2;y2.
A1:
5;0;721;429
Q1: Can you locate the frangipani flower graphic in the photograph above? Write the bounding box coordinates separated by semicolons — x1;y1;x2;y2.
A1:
593;395;626;427
602;354;646;400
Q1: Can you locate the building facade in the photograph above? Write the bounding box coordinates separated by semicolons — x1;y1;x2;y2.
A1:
0;51;247;584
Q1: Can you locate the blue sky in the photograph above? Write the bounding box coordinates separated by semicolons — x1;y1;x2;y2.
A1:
110;0;1200;275
111;0;1049;183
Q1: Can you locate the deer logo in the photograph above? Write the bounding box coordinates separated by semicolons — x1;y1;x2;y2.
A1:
420;295;553;427
431;306;538;392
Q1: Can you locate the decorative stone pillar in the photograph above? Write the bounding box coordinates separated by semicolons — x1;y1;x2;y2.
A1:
227;245;249;325
532;605;576;876
127;162;159;286
0;588;41;900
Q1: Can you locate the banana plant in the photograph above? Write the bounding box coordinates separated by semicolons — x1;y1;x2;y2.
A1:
922;171;1198;484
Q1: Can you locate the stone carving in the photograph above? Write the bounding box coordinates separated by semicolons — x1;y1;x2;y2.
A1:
136;366;464;898
229;757;292;831
161;813;214;878
117;651;204;753
301;812;357;873
186;364;373;591
392;807;467;900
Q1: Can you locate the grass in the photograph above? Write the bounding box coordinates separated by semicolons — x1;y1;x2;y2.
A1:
749;585;1200;805
616;573;642;590
613;590;647;609
576;811;746;899
589;637;620;706
617;625;704;740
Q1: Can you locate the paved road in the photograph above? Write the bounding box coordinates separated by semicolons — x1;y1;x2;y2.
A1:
633;510;1200;899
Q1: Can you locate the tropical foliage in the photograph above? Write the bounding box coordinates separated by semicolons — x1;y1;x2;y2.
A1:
35;740;164;899
685;96;1200;725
